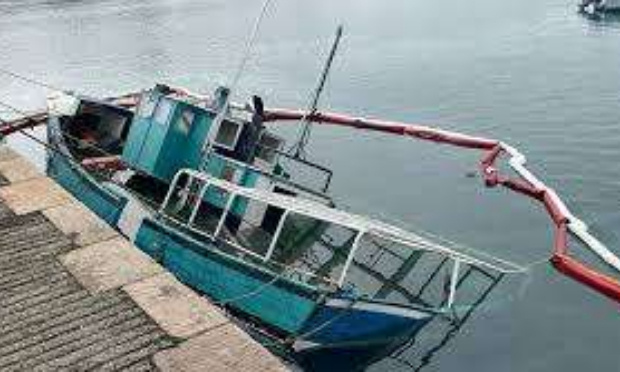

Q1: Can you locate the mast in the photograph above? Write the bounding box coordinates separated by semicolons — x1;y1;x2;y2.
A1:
289;25;344;159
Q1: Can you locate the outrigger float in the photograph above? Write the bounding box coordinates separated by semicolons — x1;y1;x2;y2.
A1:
0;77;618;356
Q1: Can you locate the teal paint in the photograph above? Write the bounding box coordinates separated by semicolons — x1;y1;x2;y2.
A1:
48;152;126;225
135;220;319;333
203;155;261;216
47;119;127;225
122;91;215;183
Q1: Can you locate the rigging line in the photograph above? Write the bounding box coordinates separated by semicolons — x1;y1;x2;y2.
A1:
0;66;67;92
229;0;274;94
202;0;274;156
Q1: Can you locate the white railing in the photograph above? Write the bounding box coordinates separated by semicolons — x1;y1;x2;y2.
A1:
160;168;528;309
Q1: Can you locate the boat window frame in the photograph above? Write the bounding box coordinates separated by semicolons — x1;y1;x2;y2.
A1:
213;118;244;151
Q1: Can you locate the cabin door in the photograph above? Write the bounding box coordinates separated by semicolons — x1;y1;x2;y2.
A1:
261;186;296;233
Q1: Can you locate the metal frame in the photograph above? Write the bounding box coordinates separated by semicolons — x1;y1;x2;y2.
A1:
159;168;527;304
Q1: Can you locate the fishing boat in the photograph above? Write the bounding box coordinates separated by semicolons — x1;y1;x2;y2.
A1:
42;83;526;354
24;69;616;356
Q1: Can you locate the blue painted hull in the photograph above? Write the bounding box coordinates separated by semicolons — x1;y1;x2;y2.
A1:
47;116;434;353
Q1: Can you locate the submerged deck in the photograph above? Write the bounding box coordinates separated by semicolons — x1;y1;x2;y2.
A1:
0;146;287;371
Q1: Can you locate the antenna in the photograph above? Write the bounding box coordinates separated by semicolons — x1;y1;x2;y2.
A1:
202;0;274;157
290;25;344;159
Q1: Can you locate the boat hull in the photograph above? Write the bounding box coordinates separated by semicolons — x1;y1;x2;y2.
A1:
47;115;433;353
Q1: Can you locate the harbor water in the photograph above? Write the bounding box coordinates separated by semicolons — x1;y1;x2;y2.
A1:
1;0;619;370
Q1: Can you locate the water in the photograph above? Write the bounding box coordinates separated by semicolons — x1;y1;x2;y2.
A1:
1;0;620;370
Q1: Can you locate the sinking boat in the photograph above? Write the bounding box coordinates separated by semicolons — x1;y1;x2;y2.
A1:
19;69;615;358
38;84;528;354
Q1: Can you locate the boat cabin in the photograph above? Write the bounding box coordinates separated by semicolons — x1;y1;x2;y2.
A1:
121;85;282;185
54;85;334;242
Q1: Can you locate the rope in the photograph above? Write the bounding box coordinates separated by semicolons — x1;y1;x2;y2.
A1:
202;0;274;157
211;266;293;307
229;0;274;94
0;67;67;92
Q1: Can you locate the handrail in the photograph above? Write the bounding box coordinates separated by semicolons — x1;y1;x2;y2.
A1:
165;168;527;276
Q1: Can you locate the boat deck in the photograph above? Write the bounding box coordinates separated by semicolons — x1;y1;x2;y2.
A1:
0;146;287;372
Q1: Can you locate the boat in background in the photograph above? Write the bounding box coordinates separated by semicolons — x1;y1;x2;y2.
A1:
580;0;620;15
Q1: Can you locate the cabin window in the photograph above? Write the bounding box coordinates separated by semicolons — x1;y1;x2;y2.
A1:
188;184;233;236
342;233;452;307
178;109;195;134
161;174;208;225
214;120;243;150
268;214;357;287
216;195;283;259
255;132;284;164
153;98;174;125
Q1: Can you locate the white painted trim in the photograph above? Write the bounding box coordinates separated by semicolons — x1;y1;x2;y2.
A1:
338;231;365;287
447;259;460;309
214;192;237;238
324;299;432;319
264;209;290;261
188;181;210;227
117;197;150;242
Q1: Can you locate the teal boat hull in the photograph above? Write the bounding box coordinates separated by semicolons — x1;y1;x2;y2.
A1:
47;113;433;353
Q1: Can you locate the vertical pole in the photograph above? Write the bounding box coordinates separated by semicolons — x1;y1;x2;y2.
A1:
214;191;237;238
264;209;290;261
160;171;184;214
337;230;365;287
188;181;211;227
447;259;461;310
291;25;344;159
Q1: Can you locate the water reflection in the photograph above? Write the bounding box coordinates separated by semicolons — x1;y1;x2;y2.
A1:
580;8;620;28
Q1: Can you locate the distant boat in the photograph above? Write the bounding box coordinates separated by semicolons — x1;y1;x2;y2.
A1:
580;0;620;15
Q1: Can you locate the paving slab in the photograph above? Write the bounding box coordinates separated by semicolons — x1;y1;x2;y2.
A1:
124;272;230;339
43;200;118;246
154;323;289;372
0;176;73;214
0;144;288;371
61;236;163;293
0;146;20;162
0;155;43;183
0;206;171;372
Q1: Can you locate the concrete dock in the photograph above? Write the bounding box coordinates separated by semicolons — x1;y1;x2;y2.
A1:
0;146;288;371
